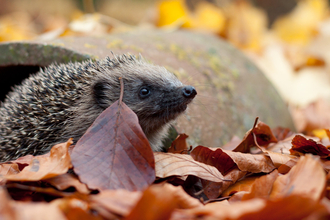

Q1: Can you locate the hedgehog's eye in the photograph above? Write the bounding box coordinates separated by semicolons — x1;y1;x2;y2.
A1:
139;87;151;98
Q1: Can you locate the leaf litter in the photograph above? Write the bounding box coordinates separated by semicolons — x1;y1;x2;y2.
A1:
2;0;330;219
1;97;330;219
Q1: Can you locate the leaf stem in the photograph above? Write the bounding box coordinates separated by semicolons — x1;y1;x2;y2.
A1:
119;77;124;105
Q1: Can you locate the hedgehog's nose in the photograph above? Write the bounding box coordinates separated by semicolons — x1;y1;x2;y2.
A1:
182;86;197;98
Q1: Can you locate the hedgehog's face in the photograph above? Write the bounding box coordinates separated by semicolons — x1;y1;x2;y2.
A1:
92;64;197;135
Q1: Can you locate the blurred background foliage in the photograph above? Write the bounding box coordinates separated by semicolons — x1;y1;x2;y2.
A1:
1;0;330;134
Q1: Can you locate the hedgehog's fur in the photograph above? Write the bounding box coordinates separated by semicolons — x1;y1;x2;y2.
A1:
0;54;197;162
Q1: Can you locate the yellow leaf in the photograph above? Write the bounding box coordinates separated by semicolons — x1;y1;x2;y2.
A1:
224;0;267;51
157;0;187;27
312;129;327;139
272;0;328;45
184;2;225;34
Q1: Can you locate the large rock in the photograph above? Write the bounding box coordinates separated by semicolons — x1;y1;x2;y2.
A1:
0;30;294;147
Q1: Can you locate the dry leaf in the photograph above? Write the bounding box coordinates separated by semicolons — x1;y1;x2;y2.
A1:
71;100;155;191
221;174;258;197
191;146;237;175
270;155;326;200
0;163;20;176
90;189;142;218
4;140;72;181
262;150;296;168
51;198;102;220
277;158;299;174
174;195;328;220
253;121;278;146
233;119;276;153
191;145;275;174
0;187;15;219
155;152;225;182
167;134;189;154
222;150;275;173
126;184;202;220
242;170;279;200
44;173;90;194
204;168;247;199
290;134;330;157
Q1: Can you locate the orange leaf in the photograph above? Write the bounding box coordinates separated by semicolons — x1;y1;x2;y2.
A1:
175;195;327;219
71;100;155;191
126;184;202;220
90;189;142;218
270;155;326;200
242;170;279;200
167;133;189;154
4;140;72;181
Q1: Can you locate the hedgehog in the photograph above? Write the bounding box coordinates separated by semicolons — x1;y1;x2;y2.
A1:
0;54;197;162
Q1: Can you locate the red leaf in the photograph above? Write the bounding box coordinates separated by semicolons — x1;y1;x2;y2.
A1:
291;135;330;157
71;100;155;191
191;146;237;175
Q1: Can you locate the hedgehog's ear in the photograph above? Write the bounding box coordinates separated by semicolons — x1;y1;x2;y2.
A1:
93;80;112;108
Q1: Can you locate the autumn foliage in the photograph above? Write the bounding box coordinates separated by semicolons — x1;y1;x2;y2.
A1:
0;94;330;219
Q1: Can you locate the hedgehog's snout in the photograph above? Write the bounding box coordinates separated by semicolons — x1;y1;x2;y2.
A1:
182;86;197;99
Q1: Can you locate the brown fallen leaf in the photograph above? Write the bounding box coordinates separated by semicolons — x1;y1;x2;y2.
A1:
126;183;202;220
0;187;15;219
71;99;155;191
4;140;72;181
191;146;237;175
173;195;328;220
253;121;278;147
0;163;20;176
266;135;295;155
233;118;277;153
90;189;142;218
242;170;279;201
221;174;258;197
44;173;91;194
233;118;259;153
191;146;275;174
51;198;101;220
167;133;190;154
155;152;225;183
220;150;275;173
203;168;247;199
0;186;66;220
0;163;20;185
262;150;296;168
270;155;326;200
277;158;299;174
290;134;330;157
